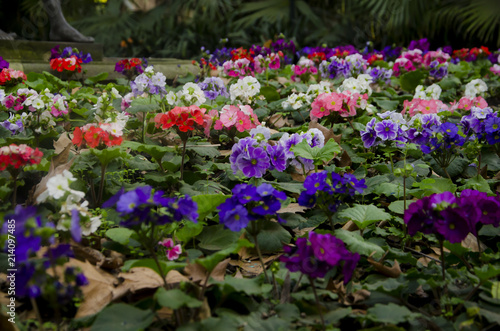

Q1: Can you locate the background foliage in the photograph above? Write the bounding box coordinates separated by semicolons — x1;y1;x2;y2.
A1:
2;0;500;58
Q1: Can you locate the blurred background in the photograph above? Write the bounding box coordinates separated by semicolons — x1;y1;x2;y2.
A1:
1;0;500;58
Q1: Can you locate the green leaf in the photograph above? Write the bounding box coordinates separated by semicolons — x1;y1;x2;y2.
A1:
106;228;135;245
290;139;340;165
260;86;280;102
373;98;399;111
216;276;272;296
192;194;229;222
121;141;173;162
491;282;500;299
197;224;240;251
195;238;253;272
367;303;420;324
90;147;128;167
90;303;154;331
388;201;407;215
155;288;202;309
85;72;109;85
411;178;457;197
459;175;493;194
338;204;391;229
121;259;186;278
474;265;500;282
175;222;204;243
126;98;159;114
334;229;384;259
253;220;292;253
399;70;425;92
186;145;220;158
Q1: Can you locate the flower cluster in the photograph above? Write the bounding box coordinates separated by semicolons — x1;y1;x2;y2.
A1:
0;68;27;86
405;190;500;243
103;185;198;228
452;47;491;62
365;66;393;84
114;58;146;79
282;82;332;111
402;98;449;117
310;90;368;120
50;45;92;64
280;232;359;282
36;170;102;241
0;144;43;171
229;76;261;104
392;49;426;76
217;183;286;232
154;105;207;133
50;56;83;73
208;104;260;133
72;123;124;148
130;66;167;96
361;112;409;148
223;58;254;78
291;57;318;82
254;52;282;73
298;171;366;212
464;79;488;98
166;82;207;107
1;206;87;302
1;113;25;134
450;96;488;112
230;128;287;178
158;238;182;261
197;77;229;100
461;106;500;145
278;128;325;174
93;87;129;127
338;74;373;95
2;88;71;117
413;84;442;100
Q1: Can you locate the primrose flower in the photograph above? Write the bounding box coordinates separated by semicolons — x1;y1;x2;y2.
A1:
159;238;182;261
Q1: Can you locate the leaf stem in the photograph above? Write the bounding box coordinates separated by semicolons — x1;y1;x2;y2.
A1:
309;277;326;331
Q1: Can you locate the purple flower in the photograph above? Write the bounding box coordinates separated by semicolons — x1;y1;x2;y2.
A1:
303;172;328;195
267;144;287;171
198;77;229;100
76;273;89;286
361;118;378;148
0;56;9;70
484;116;500;134
408;38;430;52
374;120;398;141
70;209;81;243
235;146;270;178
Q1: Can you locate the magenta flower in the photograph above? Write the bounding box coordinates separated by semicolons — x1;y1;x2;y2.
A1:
159;238;182;261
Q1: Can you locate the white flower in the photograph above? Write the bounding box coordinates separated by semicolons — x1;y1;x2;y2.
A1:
166;91;178;106
152;72;166;87
144;66;154;73
464;79;488;98
81;215;102;236
111;87;121;99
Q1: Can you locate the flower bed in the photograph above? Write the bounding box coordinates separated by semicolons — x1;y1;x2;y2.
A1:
1;39;500;330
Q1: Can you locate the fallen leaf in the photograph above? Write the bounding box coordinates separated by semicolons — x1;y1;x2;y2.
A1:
344;289;370;306
117;267;164;294
291;172;306;182
166;269;190;285
72;244;124;270
309;120;342;144
277;77;289;86
269;113;290;128
277;203;307;214
53;132;74;154
461;233;486;252
367;258;402;278
342;221;359;231
293;226;316;237
229;259;263;277
336;150;352;168
220;150;232;157
184;258;230;285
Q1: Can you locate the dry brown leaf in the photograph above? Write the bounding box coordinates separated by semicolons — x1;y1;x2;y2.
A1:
155;306;174;322
342;221;359;231
269;113;290;129
461;233;486;252
308;120;342;144
229;259;263;277
293;226;316;237
220;150;232;157
344;289;371;306
336;150;352;168
184;258;229;285
72;259;119;318
166;269;190;285
277;77;289;86
54;132;74;154
72;244;124;270
0;313;18;331
118;267;164;294
277;203;307;214
417;253;440;267
291;172;306;182
367;258;402;278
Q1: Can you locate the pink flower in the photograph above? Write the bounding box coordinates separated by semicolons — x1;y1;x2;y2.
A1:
310;93;331;119
159;238;182;261
323;93;343;112
458;97;472;110
220;105;238;127
235;111;253;132
472;96;488;109
269;53;280;70
418;99;438;114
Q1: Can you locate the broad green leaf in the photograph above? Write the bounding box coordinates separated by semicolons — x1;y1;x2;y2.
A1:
474;265;500;282
197;224;240;251
338;204;391;229
388;200;407;215
334;229;384;259
491;282;500;299
253;220;292;253
195;238;253;272
106;228;135;245
290;139;340;165
192;194;229;222
459;175;493;194
367;303;420;324
373;98;399;111
85;72;109;85
122;141;173;162
411;178;457;197
176;222;204;243
216;276;272;296
90;147;128;167
399;70;425;92
126;98;159;114
155;288;202;309
260;85;280;102
91;303;154;331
